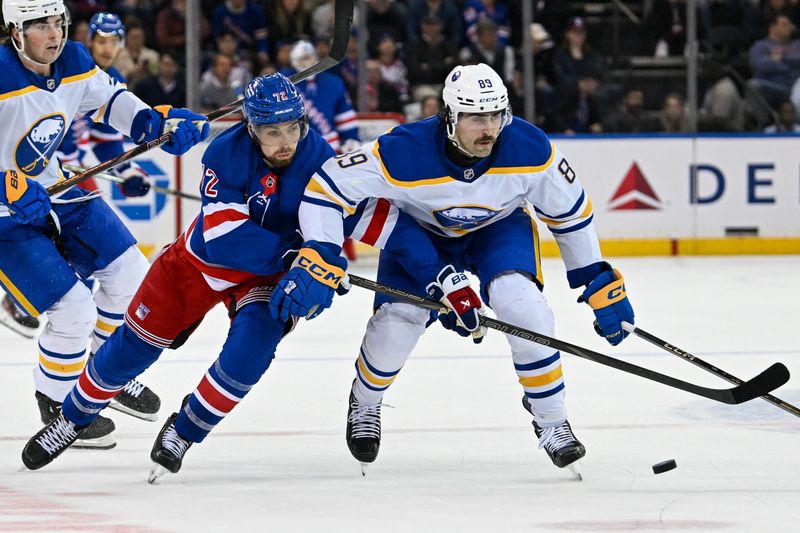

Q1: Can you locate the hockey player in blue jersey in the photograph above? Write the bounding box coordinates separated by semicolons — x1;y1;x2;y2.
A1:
278;63;636;475
0;0;208;449
20;73;345;478
285;40;360;153
0;12;151;337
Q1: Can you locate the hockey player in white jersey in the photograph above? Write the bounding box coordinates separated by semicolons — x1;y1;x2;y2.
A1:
0;0;209;448
275;63;635;475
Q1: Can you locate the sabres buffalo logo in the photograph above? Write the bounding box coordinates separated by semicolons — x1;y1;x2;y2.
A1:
15;113;67;176
433;205;500;230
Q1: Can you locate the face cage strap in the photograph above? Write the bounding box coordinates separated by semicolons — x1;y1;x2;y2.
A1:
12;16;70;68
445;106;512;158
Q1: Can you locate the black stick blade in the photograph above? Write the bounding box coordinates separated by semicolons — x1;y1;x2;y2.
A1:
727;363;791;404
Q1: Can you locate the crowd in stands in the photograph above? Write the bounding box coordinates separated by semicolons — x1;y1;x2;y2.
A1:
59;0;800;134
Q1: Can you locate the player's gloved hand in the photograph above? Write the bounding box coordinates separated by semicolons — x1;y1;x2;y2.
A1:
269;241;348;322
131;105;210;156
577;262;634;346
0;170;51;224
118;165;151;197
427;265;486;344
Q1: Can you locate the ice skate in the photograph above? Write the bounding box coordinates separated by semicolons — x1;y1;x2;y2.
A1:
36;391;115;450
148;412;192;484
0;294;39;339
346;383;381;475
87;354;161;421
522;396;585;479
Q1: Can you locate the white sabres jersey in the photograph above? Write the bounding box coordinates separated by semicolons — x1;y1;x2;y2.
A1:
0;41;149;216
300;116;603;273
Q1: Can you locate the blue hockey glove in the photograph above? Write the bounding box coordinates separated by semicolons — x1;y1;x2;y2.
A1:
578;262;634;346
118;165;151;197
131;105;210;156
0;170;51;224
427;265;486;344
269;241;348;322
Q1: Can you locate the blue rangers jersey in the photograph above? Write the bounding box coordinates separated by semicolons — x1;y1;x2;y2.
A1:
281;69;359;151
300;116;604;286
0;41;150;217
184;123;336;291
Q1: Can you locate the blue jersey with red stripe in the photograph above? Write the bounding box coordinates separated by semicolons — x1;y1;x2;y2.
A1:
185;123;336;291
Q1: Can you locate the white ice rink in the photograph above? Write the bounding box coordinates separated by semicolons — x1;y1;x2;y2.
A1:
1;256;798;532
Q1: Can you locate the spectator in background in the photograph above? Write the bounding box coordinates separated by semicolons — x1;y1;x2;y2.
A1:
764;99;800;131
366;0;408;54
70;0;107;20
659;92;689;132
406;0;462;49
112;24;160;88
339;33;360;101
155;0;211;57
214;31;254;89
272;40;294;71
420;94;443;117
110;0;159;44
559;76;604;134
463;0;510;46
748;14;800;109
267;0;313;57
375;34;409;105
643;0;691;57
362;59;402;113
71;19;90;46
745;0;800;42
405;14;457;101
199;54;241;113
212;0;269;67
509;23;559;131
603;89;659;133
700;66;746;132
553;17;606;103
460;19;515;84
133;52;186;108
311;0;341;40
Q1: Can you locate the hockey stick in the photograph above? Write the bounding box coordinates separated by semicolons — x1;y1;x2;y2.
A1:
347;274;790;405
46;0;355;197
621;321;799;418
62;163;202;201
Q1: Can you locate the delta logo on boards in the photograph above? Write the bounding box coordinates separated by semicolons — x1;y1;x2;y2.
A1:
608;162;663;210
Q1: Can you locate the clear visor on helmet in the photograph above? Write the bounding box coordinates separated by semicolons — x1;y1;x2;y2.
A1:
249;118;307;147
22;12;70;35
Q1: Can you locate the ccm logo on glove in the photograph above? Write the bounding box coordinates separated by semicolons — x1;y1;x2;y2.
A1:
296;248;345;288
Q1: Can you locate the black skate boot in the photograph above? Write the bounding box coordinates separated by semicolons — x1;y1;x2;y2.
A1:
87;354;161;422
346;382;382;474
522;396;585;472
36;391;116;450
22;411;82;470
0;294;39;339
148;412;193;484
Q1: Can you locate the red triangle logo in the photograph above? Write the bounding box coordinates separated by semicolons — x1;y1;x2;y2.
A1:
608;162;661;210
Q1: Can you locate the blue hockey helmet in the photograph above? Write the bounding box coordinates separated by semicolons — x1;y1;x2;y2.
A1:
243;73;306;129
88;11;124;41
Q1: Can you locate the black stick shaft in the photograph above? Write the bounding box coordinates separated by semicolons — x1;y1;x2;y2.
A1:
623;322;800;418
347;274;789;405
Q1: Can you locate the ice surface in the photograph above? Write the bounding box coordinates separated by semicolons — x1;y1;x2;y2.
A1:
1;256;798;532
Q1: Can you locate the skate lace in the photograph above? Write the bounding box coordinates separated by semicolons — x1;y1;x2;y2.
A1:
537;423;576;453
162;424;190;459
122;379;145;398
348;400;382;439
36;414;78;455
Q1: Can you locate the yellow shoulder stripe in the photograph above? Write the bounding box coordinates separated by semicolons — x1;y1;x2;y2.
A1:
0;85;37;101
62;67;97;85
372;141;454;187
538;199;593;226
485;142;556;175
307;178;356;215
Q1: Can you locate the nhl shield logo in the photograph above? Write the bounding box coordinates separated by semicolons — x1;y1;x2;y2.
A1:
46;79;55;90
464;168;475;180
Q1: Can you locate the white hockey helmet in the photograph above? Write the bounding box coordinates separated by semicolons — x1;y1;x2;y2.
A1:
290;40;317;72
442;63;512;149
3;0;69;67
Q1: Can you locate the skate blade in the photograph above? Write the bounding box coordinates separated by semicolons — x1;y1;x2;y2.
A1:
148;463;170;484
108;400;159;422
359;462;369;477
72;435;117;450
0;316;36;339
567;461;583;481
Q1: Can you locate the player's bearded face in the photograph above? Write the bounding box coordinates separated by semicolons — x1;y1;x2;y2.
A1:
455;112;503;157
19;16;65;64
252;120;303;167
91;34;122;69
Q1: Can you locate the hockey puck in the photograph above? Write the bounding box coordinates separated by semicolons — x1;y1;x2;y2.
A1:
652;459;677;474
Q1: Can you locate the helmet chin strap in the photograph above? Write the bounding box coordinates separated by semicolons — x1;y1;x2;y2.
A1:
446;122;481;159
